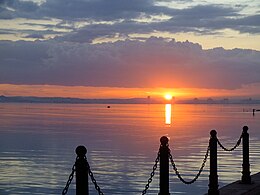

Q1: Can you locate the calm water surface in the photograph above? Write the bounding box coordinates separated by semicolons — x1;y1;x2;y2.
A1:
0;103;259;194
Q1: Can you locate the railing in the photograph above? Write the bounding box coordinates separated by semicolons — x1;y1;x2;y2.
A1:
62;126;251;195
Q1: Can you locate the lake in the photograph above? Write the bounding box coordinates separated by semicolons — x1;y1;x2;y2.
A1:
0;103;259;194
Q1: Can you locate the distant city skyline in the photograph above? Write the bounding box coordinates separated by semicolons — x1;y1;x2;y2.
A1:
0;0;260;99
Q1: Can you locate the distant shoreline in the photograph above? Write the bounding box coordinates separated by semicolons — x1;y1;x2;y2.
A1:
1;95;260;104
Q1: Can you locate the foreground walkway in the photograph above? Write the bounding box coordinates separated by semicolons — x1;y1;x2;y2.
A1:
218;172;260;195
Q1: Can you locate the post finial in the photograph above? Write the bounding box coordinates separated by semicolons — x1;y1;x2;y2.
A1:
160;136;169;146
243;126;249;133
210;130;217;137
76;145;87;157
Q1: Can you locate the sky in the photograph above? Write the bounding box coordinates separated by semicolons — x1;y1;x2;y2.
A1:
0;0;260;99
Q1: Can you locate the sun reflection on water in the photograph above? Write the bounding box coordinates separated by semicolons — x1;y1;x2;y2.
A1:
165;104;172;125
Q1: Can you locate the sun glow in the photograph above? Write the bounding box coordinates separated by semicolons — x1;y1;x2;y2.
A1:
164;94;172;100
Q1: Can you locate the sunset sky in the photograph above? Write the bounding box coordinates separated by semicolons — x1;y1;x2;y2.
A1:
0;0;260;99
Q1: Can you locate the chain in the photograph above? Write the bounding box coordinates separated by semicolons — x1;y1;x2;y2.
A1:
62;162;76;195
141;150;160;195
169;144;210;184
217;133;242;151
62;156;104;195
86;159;104;195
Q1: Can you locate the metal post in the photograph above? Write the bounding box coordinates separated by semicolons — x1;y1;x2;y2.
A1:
208;130;219;195
241;126;251;184
75;146;89;195
158;136;170;195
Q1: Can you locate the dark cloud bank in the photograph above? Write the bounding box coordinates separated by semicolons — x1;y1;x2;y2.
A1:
0;38;259;89
0;0;259;90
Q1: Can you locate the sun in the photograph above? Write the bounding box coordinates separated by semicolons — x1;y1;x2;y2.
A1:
164;94;172;100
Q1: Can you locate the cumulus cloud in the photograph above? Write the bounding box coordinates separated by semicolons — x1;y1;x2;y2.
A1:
0;38;259;89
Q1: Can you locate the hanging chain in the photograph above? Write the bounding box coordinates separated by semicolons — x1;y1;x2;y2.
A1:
62;161;76;195
169;144;210;184
62;156;104;195
217;133;243;151
64;133;244;194
141;149;160;195
86;158;104;195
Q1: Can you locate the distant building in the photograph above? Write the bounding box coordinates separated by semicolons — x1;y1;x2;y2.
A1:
207;98;214;103
222;98;229;104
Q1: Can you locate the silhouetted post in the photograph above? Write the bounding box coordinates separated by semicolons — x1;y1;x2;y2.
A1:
241;126;251;184
159;136;170;195
75;146;89;195
208;130;219;195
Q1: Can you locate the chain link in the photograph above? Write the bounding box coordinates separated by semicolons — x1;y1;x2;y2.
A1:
169;144;210;184
62;162;76;195
86;157;104;195
141;150;160;195
217;133;242;151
